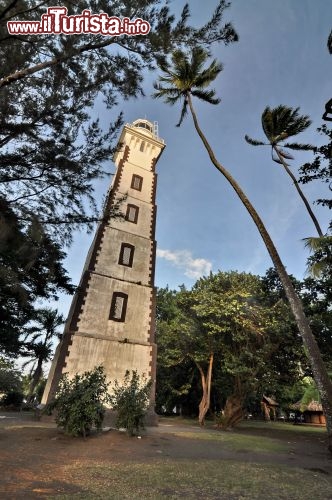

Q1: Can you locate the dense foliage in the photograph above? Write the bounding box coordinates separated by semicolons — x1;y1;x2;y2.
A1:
299;124;332;231
50;366;110;437
156;271;305;427
110;370;152;436
0;356;22;394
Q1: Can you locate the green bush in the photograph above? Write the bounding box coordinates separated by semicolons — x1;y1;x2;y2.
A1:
50;366;110;437
0;357;22;394
110;370;152;436
0;390;24;409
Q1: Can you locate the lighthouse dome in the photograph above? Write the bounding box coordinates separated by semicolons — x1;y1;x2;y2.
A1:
132;119;154;135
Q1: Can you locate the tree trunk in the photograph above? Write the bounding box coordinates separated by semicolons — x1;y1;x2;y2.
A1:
27;358;43;403
0;38;116;89
221;394;244;429
274;146;323;237
187;94;332;452
261;401;271;421
195;354;214;426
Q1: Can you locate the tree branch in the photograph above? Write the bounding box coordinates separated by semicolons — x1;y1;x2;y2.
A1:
0;38;118;89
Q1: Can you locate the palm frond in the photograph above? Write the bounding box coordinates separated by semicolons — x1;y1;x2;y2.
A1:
261;105;311;144
271;149;287;165
195;60;223;88
283;142;315;151
176;99;188;127
303;235;332;251
277;148;294;160
244;135;266;146
272;154;284;165
152;84;183;107
261;107;274;141
191;89;220;105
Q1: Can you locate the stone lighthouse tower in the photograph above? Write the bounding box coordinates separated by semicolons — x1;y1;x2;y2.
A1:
42;119;165;410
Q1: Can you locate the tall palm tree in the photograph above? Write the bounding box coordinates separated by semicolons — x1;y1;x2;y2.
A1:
153;47;332;451
22;308;64;403
245;105;323;237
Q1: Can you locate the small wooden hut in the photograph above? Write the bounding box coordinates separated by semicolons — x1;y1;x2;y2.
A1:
261;395;279;421
291;400;326;425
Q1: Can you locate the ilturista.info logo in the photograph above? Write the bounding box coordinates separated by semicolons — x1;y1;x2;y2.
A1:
7;6;151;36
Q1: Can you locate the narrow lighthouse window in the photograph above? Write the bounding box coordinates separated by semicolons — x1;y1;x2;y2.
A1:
125;204;139;224
119;243;135;267
131;174;143;191
109;292;128;322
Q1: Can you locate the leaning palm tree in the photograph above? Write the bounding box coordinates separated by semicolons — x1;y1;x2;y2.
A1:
153;47;332;451
22;308;64;403
245;105;323;237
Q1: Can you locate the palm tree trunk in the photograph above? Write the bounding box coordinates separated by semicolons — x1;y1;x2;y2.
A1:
187;93;332;452
27;358;43;403
273;146;323;237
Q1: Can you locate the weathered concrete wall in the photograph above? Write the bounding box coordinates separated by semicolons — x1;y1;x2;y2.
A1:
64;335;154;386
74;275;153;343
93;228;154;285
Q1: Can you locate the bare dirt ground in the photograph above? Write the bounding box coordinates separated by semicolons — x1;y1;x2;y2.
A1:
0;411;331;499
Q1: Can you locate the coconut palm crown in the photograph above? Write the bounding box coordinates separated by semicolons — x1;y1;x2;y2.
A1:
245;105;313;162
245;105;323;236
153;47;222;127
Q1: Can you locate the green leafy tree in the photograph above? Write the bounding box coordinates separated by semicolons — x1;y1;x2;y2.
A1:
50;366;110;437
300;377;321;412
0;356;24;408
263;267;332;371
155;287;195;415
157;273;303;428
110;370;152;436
153;47;332;449
245;105;323;236
0;202;73;354
156;285;214;425
192;272;304;428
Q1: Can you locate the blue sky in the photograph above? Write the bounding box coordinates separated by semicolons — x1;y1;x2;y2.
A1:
49;0;332;318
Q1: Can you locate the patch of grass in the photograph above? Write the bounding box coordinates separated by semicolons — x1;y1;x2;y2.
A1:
172;430;288;453
238;420;326;434
158;416;200;427
53;460;332;499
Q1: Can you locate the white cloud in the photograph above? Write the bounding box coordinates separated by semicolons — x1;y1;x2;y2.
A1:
156;248;212;279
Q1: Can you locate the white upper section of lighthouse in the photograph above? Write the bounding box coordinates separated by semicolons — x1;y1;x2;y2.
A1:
132;119;164;143
113;118;165;167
